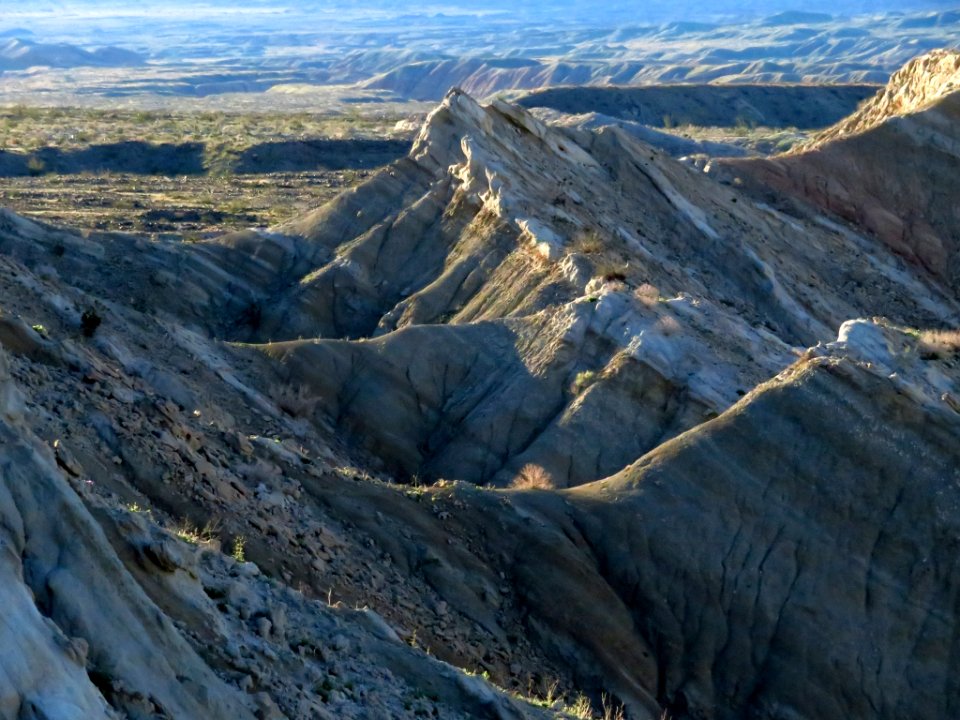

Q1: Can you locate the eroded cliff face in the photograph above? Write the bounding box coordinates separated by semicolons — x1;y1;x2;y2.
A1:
174;89;958;487
0;348;115;720
722;50;960;288
565;323;960;720
297;318;960;720
0;54;959;720
0;345;253;720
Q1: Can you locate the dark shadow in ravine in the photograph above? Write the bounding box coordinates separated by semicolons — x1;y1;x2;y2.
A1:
0;138;411;177
518;83;880;129
234;138;410;173
0;142;207;176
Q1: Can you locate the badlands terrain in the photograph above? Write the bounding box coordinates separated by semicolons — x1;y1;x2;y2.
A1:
0;2;958;109
3;3;960;720
1;44;960;719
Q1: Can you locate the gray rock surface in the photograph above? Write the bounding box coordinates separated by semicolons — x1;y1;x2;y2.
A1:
0;345;252;720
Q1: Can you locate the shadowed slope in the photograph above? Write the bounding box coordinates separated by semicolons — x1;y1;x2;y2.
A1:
314;321;960;720
517;84;878;129
563;334;960;719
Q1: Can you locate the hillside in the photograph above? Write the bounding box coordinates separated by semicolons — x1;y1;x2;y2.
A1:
721;49;960;287
0;37;144;70
201;89;955;489
2;50;960;720
514;84;878;129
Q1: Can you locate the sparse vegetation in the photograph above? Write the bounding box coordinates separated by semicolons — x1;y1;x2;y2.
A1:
571;370;599;396
26;155;46;176
173;520;219;546
0;106;407;156
594;260;628;285
508;678;631;719
275;382;319;418
655;315;682;337
231;536;247;563
568;693;593;719
0;105;402;235
601;694;626;720
510;463;555;490
732;115;758;136
572;229;604;255
335;465;378;483
657;119;809;155
634;283;662;306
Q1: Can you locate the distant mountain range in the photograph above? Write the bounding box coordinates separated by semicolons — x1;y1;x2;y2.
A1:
1;3;959;105
0;38;144;71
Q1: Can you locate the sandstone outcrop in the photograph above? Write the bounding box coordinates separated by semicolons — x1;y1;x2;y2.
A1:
723;50;960;287
206;88;956;487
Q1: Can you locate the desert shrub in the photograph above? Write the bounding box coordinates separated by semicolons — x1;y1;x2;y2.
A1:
511;464;554;490
80;309;102;337
655;315;681;337
592;259;629;286
601;694;626;720
10;105;43;121
568;693;593;719
572;229;604;255
231;536;246;563
26;155;46;176
571;370;598;396
733;115;757;135
173;519;219;546
600;269;627;284
919;329;960;359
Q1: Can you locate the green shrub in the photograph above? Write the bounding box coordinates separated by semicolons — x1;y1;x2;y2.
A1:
571;370;598;395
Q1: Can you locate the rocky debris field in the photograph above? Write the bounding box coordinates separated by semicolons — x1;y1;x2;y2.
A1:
1;49;960;720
